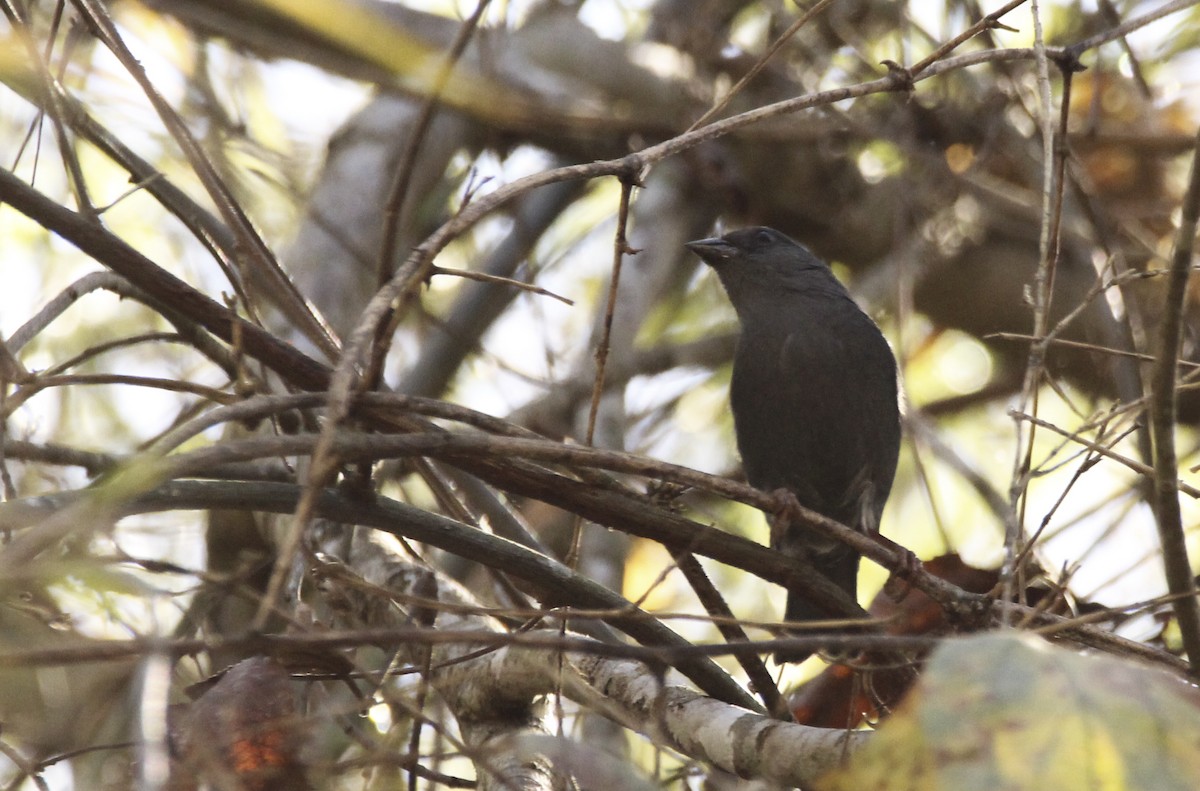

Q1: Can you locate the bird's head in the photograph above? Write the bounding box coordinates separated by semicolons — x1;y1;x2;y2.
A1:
686;226;840;308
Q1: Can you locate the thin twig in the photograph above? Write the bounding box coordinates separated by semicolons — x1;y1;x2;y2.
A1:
908;0;1026;77
564;173;637;572
0;168;333;392
989;332;1200;370
2;0;96;221
1010;410;1200;498
687;0;840;131
1004;0;1060;622
585;175;638;448
1064;0;1200;60
362;0;494;402
376;0;493;290
428;266;573;305
3;373;238;417
8;272;138;353
69;0;341;362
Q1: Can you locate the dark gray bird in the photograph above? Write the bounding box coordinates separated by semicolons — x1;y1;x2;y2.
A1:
687;227;900;663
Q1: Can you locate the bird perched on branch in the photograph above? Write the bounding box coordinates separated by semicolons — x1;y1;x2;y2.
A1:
687;227;901;663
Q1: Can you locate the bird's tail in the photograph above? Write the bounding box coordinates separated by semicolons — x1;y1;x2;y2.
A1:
774;549;860;664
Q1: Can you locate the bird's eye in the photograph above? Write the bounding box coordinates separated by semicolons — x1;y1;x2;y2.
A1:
756;230;773;245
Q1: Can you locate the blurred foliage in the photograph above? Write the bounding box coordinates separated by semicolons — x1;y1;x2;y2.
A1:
825;632;1200;791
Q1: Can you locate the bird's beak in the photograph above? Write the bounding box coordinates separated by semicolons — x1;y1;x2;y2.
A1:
686;237;735;265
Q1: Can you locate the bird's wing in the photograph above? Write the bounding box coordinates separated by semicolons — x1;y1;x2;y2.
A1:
774;303;899;527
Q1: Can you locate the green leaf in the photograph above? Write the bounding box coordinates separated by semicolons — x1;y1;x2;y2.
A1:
822;631;1200;791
